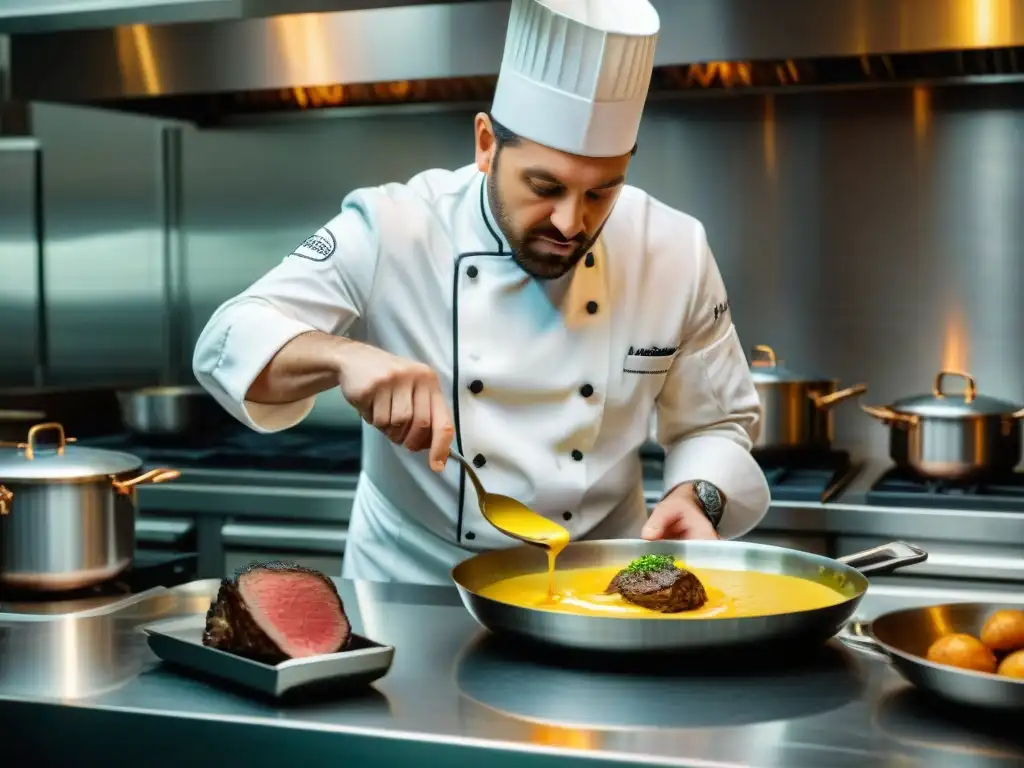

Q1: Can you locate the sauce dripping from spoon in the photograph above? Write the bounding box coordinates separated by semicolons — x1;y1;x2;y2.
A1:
483;498;570;600
447;449;570;599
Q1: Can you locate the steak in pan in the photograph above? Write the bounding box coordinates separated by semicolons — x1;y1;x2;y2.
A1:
606;554;708;613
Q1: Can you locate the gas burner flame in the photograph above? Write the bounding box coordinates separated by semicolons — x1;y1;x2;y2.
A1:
941;304;969;374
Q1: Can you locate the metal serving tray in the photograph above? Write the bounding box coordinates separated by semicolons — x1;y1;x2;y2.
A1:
143;615;394;699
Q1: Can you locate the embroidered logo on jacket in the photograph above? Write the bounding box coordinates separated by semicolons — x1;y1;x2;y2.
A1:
713;300;730;322
290;227;337;262
627;346;677;357
623;345;678;374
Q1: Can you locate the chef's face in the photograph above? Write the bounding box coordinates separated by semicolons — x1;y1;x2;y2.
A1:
475;114;631;280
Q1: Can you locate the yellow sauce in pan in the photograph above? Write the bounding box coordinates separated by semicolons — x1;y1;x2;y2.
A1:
480;499;846;619
477;563;848;619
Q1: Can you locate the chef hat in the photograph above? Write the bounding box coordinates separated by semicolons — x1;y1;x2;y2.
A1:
490;0;660;158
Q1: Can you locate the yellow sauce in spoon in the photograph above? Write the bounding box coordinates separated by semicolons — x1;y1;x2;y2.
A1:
483;497;570;600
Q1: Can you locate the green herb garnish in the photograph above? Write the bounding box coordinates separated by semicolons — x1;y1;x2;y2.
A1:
624;554;675;574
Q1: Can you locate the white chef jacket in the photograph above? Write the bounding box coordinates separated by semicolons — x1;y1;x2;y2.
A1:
193;164;770;584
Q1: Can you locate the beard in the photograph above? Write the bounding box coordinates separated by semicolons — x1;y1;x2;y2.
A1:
487;168;600;281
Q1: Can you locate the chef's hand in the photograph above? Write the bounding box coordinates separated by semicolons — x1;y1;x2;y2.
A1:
641;484;720;541
337;341;454;472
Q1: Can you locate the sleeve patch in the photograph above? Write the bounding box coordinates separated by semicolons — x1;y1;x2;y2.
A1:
290;227;337;262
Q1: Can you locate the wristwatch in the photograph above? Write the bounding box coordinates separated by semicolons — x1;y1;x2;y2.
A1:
692;480;724;530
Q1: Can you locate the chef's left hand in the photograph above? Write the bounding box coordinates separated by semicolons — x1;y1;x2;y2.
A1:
641;484;719;541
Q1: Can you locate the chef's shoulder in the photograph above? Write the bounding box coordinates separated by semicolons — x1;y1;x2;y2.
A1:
333;165;474;254
612;185;711;270
611;186;730;343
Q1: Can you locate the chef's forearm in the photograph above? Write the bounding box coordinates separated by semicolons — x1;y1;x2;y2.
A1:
246;330;350;405
662;433;770;540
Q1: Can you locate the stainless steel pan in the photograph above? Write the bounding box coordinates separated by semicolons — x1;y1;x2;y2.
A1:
116;385;231;438
451;539;927;653
841;603;1024;711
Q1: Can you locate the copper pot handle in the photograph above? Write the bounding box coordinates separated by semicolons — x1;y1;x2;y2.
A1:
933;370;976;404
861;404;918;425
0;485;11;516
20;421;77;460
813;384;868;410
112;468;182;496
750;344;777;367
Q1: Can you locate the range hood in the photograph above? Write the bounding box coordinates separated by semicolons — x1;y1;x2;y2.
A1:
0;1;472;34
6;0;1024;125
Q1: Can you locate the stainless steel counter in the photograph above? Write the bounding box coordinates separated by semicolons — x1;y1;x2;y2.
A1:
2;578;1023;767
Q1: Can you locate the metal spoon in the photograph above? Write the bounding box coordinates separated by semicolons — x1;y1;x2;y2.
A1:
447;448;569;551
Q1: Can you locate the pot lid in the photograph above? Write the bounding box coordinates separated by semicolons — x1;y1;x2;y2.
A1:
0;423;141;481
748;344;827;383
890;371;1024;417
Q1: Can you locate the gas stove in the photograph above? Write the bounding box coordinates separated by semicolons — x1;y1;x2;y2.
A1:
0;551;198;621
865;468;1024;512
77;426;362;473
754;449;861;503
641;442;861;504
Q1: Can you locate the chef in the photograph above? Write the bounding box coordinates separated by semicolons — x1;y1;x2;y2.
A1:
193;0;771;584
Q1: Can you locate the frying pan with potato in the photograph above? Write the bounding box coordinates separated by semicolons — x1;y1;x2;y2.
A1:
841;603;1024;712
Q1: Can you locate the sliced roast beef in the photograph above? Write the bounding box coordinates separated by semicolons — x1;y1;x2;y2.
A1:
606;554;708;613
202;560;351;664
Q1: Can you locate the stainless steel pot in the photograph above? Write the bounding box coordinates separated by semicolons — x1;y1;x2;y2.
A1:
749;344;867;451
861;370;1024;480
116;385;231;439
0;422;181;591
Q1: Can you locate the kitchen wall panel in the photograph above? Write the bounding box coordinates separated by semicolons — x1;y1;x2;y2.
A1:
181;113;475;426
0;138;41;387
179;84;1024;454
29;102;167;386
812;85;1024;458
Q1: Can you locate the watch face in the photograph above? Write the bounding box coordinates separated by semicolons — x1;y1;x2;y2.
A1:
696;481;723;526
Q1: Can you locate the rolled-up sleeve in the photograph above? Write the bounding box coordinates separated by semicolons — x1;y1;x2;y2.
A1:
655;223;770;539
193;189;382;433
